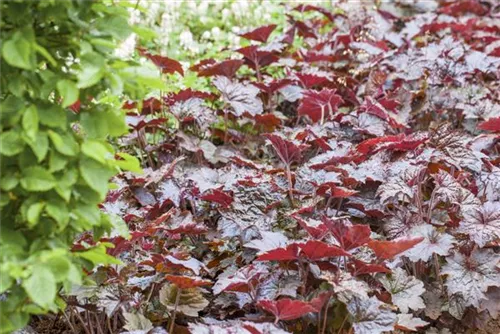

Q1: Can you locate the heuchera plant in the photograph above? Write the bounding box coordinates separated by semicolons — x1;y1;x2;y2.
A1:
30;1;500;333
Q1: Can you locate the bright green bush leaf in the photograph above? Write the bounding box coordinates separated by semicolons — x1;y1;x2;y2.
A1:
0;130;24;156
115;152;142;173
0;267;14;294
48;130;79;156
54;169;78;202
26;202;45;227
22;266;57;308
20;167;56;192
2;33;33;70
56;80;79;108
77;53;105;88
43;253;71;282
24;131;49;162
79;157;115;199
76;244;121;266
81;140;113;163
0;171;19;191
39;105;67;129
49;151;68;173
22;105;39;140
46;199;69;230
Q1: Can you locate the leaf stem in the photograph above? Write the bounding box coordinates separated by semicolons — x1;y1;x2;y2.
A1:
169;287;182;334
286;164;295;207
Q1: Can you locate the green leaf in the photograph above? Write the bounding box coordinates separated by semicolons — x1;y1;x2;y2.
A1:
2;33;33;70
0;130;24;156
55;169;78;202
24;131;49;162
81;139;113;163
20;167;56;192
48;130;79;156
22;105;39;140
39;104;67;129
80;108;127;139
77;53;105;88
76;244;121;266
49;151;68;173
27;202;45;227
106;214;130;238
43;253;71;282
0;266;14;293
115;152;142;173
46;199;69;230
22;266;57;308
79;157;114;199
96;15;131;40
57;80;79;108
33;43;57;67
0;170;19;191
72;203;101;228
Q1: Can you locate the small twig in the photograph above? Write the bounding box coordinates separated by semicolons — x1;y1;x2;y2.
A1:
433;253;443;288
86;309;95;334
286;165;295;207
321;296;331;334
95;313;104;334
107;314;113;334
62;309;77;333
169;287;182;334
72;307;92;334
337;312;349;334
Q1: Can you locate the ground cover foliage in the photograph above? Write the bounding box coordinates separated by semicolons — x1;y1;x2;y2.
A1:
6;0;500;333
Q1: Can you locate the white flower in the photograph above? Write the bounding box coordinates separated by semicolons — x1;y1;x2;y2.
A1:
201;31;211;40
211;27;221;38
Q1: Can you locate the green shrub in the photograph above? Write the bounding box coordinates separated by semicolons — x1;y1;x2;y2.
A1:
0;1;158;332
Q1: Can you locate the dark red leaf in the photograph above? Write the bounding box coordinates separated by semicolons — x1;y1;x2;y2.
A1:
139;49;183;76
200;189;234;208
165;275;212;289
256;244;299;262
252;79;292;95
309;292;333;312
293;4;335;21
194;59;244;78
257;240;350;262
254;114;282;132
350;259;391;276
298;89;343;123
438;0;489;16
257;298;318;321
236;45;279;69
291;215;329;240
239;24;277;43
356;133;428;155
264;133;309;166
478;117;500;133
295;73;329;89
316;183;358;198
298;240;351;260
166;88;217;104
323;217;371;251
368;237;424;260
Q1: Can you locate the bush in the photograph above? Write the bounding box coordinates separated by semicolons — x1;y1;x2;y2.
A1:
0;1;157;332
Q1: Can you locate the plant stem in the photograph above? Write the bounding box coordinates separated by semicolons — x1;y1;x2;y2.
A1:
286;164;295;207
169;287;182;334
62;310;77;333
321;296;331;334
224;111;229;144
434;253;443;288
337;313;349;334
